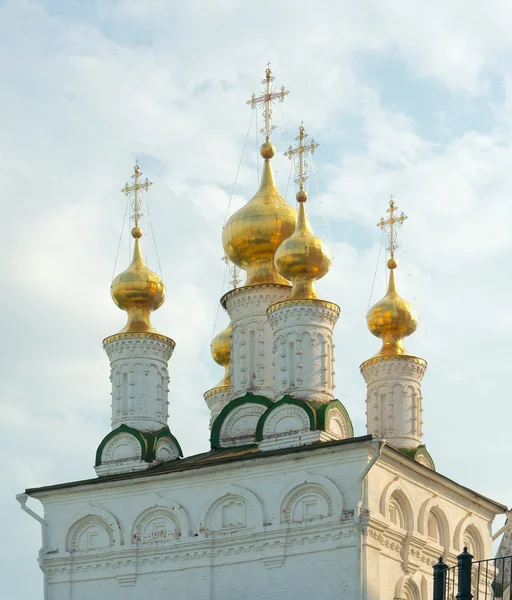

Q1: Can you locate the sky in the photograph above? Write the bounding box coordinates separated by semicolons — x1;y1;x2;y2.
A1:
3;0;512;597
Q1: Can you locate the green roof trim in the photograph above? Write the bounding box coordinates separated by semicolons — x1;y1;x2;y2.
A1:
399;445;436;471
95;425;183;466
256;395;316;441
152;426;184;459
210;392;273;449
95;425;149;466
316;400;354;437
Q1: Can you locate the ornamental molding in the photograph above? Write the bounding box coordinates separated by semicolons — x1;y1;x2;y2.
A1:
360;354;427;373
268;298;340;316
262;404;311;439
203;485;264;534
154;437;180;462
104;336;174;362
278;473;344;523
203;385;230;401
100;433;142;465
44;521;355;577
281;484;334;524
132;507;182;544
103;332;175;349
326;407;351;439
221;283;291;309
219;402;269;446
268;305;340;330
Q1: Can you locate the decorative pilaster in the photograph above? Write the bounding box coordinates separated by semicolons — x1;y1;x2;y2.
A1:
360;355;427;449
223;284;291;400
267;299;340;402
104;332;174;431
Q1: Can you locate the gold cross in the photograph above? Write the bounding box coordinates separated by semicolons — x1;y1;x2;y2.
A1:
121;162;152;227
284;122;319;190
246;64;289;142
377;196;408;259
222;255;241;289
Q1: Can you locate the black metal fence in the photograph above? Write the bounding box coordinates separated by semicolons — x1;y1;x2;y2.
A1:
433;549;512;600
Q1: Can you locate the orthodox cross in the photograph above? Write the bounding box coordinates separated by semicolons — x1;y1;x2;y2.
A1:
121;162;153;228
222;255;241;289
377;197;408;260
284;122;319;191
246;63;289;141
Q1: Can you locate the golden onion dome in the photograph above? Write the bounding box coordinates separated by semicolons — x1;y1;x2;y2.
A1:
222;142;297;287
274;190;332;299
111;226;165;334
367;258;418;356
210;323;231;387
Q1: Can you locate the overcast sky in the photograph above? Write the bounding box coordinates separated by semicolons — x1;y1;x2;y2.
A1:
4;0;512;597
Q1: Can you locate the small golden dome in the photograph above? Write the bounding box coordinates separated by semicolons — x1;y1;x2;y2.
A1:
222;143;297;287
210;323;231;387
274;191;332;299
367;262;418;356
111;228;165;334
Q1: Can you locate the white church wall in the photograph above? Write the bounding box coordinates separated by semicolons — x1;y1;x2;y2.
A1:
31;441;502;600
35;443;369;600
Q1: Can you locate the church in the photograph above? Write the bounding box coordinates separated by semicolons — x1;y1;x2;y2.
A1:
18;67;507;600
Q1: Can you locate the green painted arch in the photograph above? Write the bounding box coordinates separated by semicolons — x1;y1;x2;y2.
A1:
256;396;316;441
398;445;435;471
95;424;149;467
210;392;273;449
316;400;354;437
150;427;183;461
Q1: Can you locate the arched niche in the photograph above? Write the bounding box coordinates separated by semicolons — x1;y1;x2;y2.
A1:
63;505;122;554
395;576;421;600
203;484;264;534
454;515;485;558
278;472;343;525
131;498;190;544
380;479;414;533
418;496;450;550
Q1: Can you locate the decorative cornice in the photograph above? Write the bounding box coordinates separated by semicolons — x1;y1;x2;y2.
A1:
203;385;230;400
267;298;340;315
103;332;175;349
360;354;427;371
221;283;291;309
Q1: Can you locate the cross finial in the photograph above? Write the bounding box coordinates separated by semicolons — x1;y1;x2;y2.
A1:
246;65;289;142
222;255;241;289
377;196;408;261
284;122;319;193
121;162;153;228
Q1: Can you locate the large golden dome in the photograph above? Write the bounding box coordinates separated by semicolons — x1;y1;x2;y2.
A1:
274;190;332;299
111;226;165;334
367;259;418;356
222;143;297;287
210;323;231;387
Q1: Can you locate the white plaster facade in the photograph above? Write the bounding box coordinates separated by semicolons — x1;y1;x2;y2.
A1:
26;438;505;600
360;356;427;450
223;284;291;400
104;333;174;432
268;299;339;402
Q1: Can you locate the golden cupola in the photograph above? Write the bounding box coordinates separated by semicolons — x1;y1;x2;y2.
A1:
366;199;417;356
210;323;232;388
111;225;165;334
274;124;331;299
274;189;331;299
367;257;418;356
111;164;165;335
222;67;296;287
